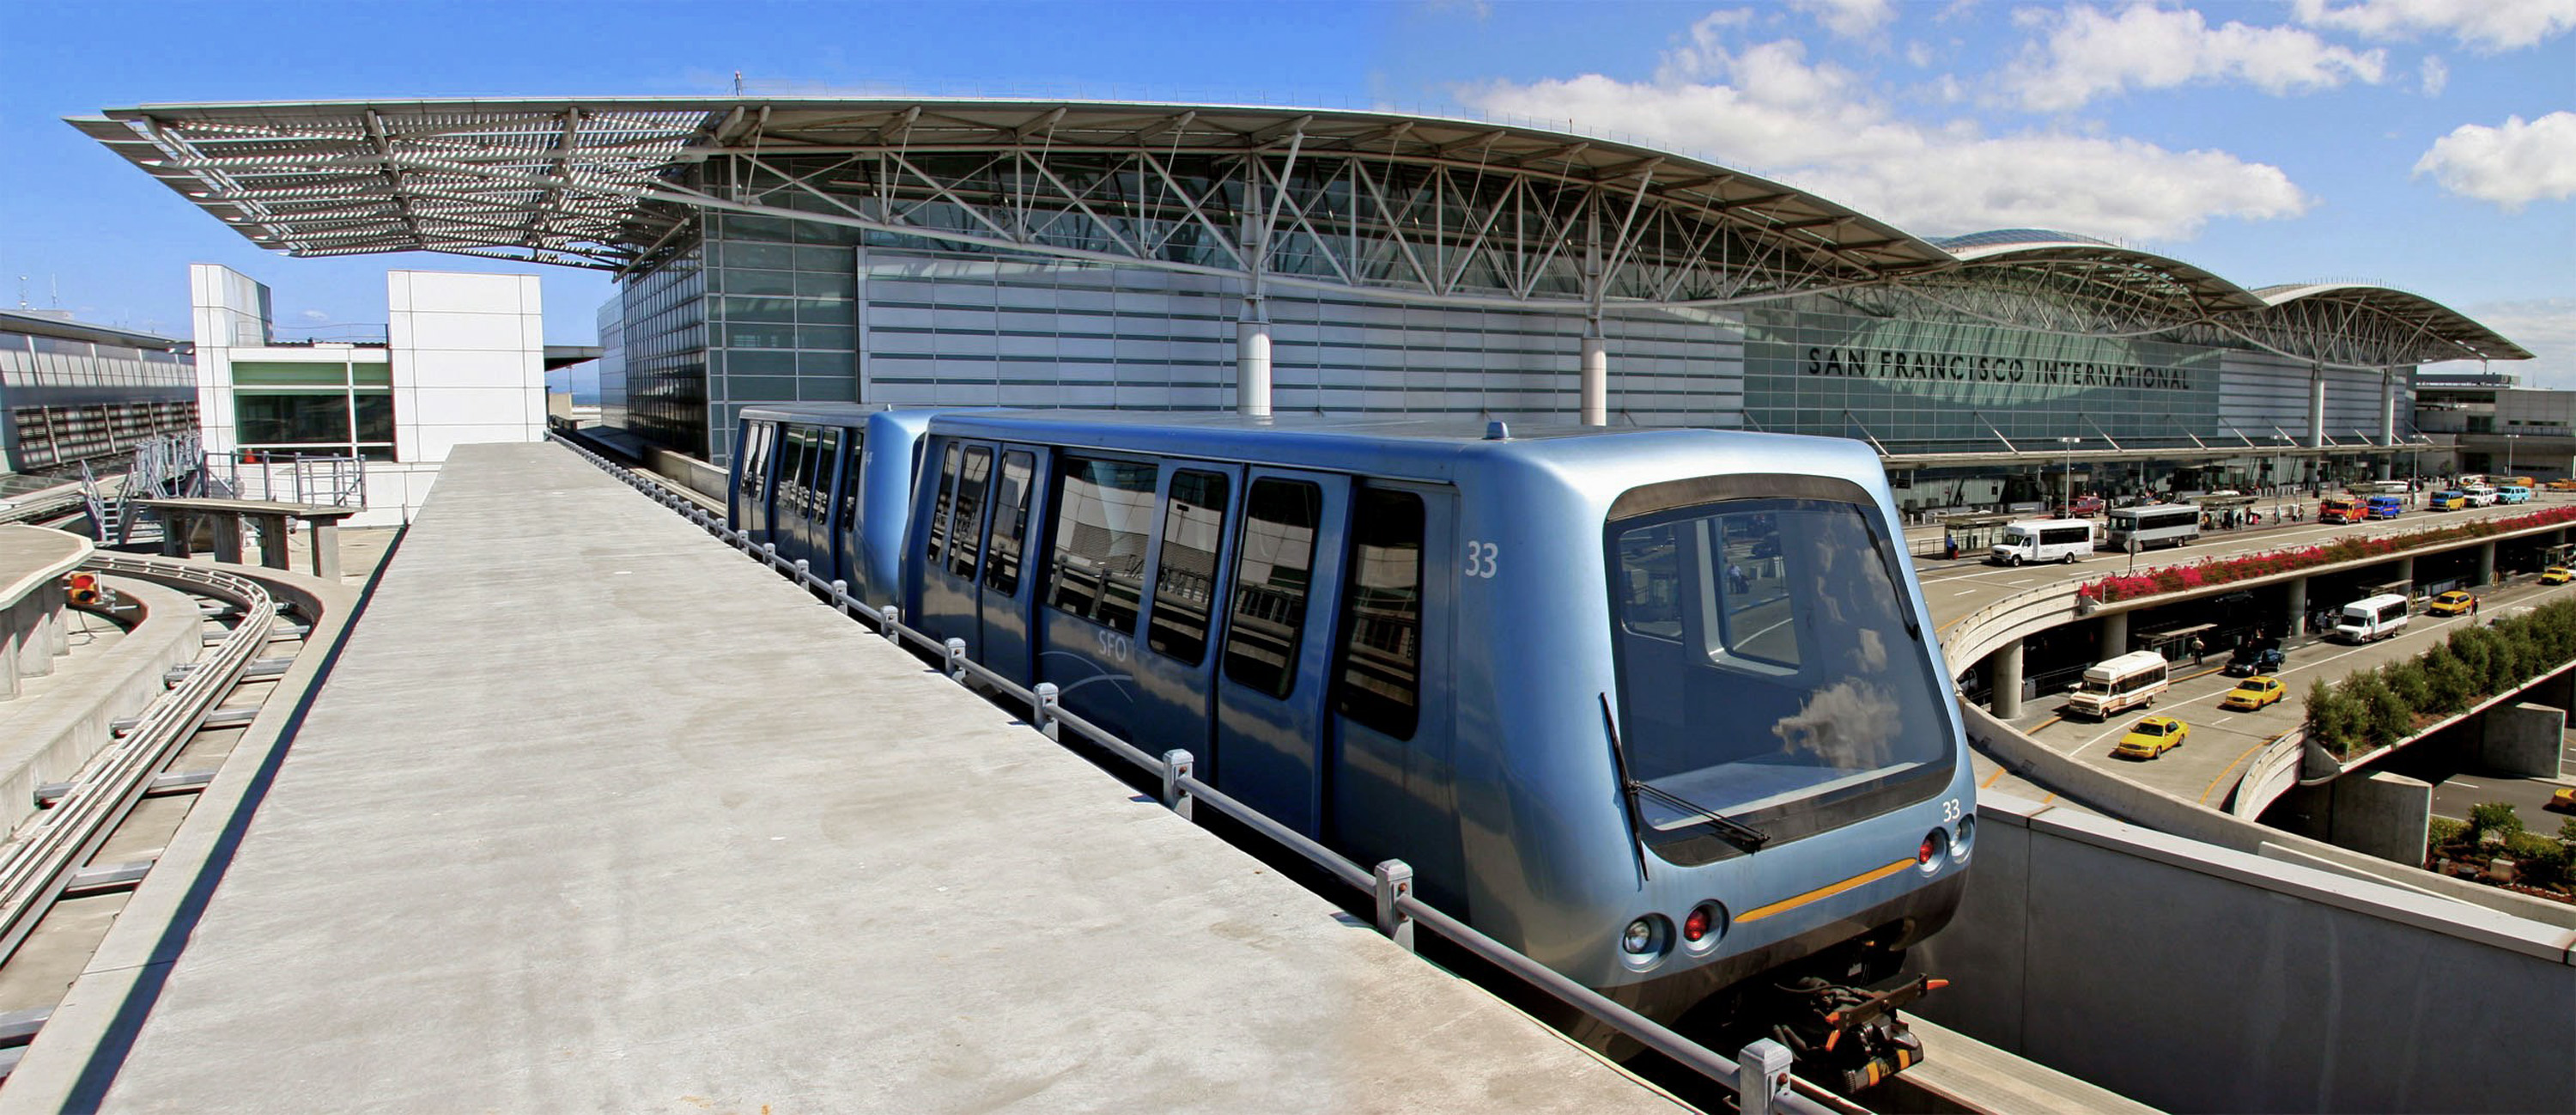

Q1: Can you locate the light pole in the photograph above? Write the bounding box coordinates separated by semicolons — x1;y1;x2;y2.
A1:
2058;436;2080;515
2505;432;2519;481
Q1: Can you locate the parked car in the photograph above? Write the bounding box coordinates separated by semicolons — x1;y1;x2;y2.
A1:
2543;566;2572;585
2462;485;2499;508
2071;494;2106;516
2428;590;2476;616
2224;644;2287;677
2113;716;2188;760
2499;485;2533;504
2431;490;2468;510
2221;676;2287;710
2548;787;2576;815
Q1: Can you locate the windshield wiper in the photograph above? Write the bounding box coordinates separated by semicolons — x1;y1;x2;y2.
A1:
1601;694;1769;856
1862;523;1924;639
1631;780;1772;852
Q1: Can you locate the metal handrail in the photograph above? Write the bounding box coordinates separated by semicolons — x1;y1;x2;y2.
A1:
548;434;1836;1113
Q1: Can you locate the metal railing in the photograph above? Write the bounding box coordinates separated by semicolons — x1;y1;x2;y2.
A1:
548;434;1843;1115
206;450;366;509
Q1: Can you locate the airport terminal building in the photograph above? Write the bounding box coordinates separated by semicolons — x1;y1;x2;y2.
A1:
73;98;2533;511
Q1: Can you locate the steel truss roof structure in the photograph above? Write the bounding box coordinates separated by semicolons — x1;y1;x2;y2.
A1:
70;99;2531;369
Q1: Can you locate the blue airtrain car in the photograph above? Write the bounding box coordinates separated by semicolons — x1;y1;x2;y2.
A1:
732;403;933;608
737;407;1973;1079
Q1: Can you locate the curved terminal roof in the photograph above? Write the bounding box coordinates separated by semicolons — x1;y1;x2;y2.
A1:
66;98;2529;367
67;97;1953;308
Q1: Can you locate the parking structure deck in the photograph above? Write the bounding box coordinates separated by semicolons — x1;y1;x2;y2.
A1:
12;442;1676;1112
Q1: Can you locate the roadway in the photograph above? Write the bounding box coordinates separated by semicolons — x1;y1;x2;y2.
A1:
1915;490;2575;626
1917;491;2576;814
1999;574;2573;806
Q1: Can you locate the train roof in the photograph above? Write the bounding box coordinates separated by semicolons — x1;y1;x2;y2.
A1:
737;401;890;423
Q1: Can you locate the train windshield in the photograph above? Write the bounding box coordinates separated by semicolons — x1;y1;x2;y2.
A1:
1610;494;1951;856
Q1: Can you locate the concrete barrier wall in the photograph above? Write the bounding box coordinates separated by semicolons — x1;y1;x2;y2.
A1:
2481;702;2567;778
641;446;728;505
1917;792;2576;1114
0;577;203;836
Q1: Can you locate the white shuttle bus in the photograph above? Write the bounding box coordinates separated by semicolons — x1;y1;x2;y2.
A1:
2066;650;2171;719
2335;594;2411;643
1989;519;2096;565
2105;504;2202;551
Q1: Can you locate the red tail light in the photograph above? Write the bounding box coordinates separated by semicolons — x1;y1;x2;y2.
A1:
1918;832;1941;865
1682;906;1710;943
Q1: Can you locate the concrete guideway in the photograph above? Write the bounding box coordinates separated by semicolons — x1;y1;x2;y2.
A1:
49;443;1682;1112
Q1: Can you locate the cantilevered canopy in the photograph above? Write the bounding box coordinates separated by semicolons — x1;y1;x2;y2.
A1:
1929;228;2269;321
2240;283;2533;366
69;97;1954;308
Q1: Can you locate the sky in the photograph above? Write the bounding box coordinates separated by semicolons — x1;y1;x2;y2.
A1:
3;0;2570;381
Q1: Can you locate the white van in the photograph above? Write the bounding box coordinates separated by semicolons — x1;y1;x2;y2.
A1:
2066;650;2171;719
2335;594;2411;643
1989;519;2096;565
2462;484;2499;508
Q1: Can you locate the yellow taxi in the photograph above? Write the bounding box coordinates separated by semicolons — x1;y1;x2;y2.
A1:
2113;716;2188;760
2549;788;2576;814
2221;675;2287;711
2427;590;2476;616
2544;566;2572;585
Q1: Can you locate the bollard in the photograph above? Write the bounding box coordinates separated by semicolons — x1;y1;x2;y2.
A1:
762;542;779;570
794;558;811;585
1738;1039;1792;1115
830;580;851;615
945;637;969;681
881;606;902;643
1033;682;1060;740
1373;860;1415;952
1161;750;1194;819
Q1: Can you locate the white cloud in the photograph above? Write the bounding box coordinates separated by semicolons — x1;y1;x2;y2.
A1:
298;309;328;322
1792;0;1894;39
2418;54;2449;95
2412;112;2576;210
2426;298;2576;389
2293;0;2576;52
1454;22;2310;242
2005;3;2387;112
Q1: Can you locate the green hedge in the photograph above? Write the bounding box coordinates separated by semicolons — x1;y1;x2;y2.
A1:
2305;598;2576;759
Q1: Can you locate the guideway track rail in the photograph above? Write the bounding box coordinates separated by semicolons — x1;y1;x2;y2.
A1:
0;556;275;972
551;434;1854;1115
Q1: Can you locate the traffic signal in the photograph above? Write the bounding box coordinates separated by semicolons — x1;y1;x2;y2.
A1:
64;572;102;607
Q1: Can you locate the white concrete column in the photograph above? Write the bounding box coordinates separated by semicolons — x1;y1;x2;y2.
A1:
2379;369;2398;446
2477;540;2496;587
2309;367;2327;449
1990;639;2025;719
2284;576;2309;642
1579;328;1607;427
1236;311;1273;419
2100;611;2129;658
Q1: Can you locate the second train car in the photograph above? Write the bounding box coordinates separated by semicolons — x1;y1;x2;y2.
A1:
730;405;1973;1083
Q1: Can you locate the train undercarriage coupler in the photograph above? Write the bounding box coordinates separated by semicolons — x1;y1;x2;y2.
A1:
1770;972;1947;1094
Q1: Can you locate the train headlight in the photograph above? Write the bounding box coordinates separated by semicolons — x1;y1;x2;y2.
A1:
1952;815;1976;862
1622;917;1657;954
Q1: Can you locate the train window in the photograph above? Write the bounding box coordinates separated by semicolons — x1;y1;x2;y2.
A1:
949;447;994;578
1045;455;1158;633
1333;489;1424;740
835;431;865;533
1222;479;1321;698
781;425;817;521
927;443;963;564
982;452;1036;594
741;422;775;503
1607;495;1949;847
811;430;842;523
1146;470;1231;665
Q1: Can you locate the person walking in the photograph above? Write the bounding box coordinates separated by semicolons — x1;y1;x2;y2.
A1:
2190;635;2207;665
2472;594;2481;617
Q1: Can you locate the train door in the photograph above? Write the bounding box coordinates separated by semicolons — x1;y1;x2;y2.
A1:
1207;470;1350;836
1033;453;1162;739
975;446;1048;685
828;429;864;587
778;424;825;565
803;427;846;576
1126;461;1247;780
917;441;998;657
733;419;778;539
1322;481;1464;904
